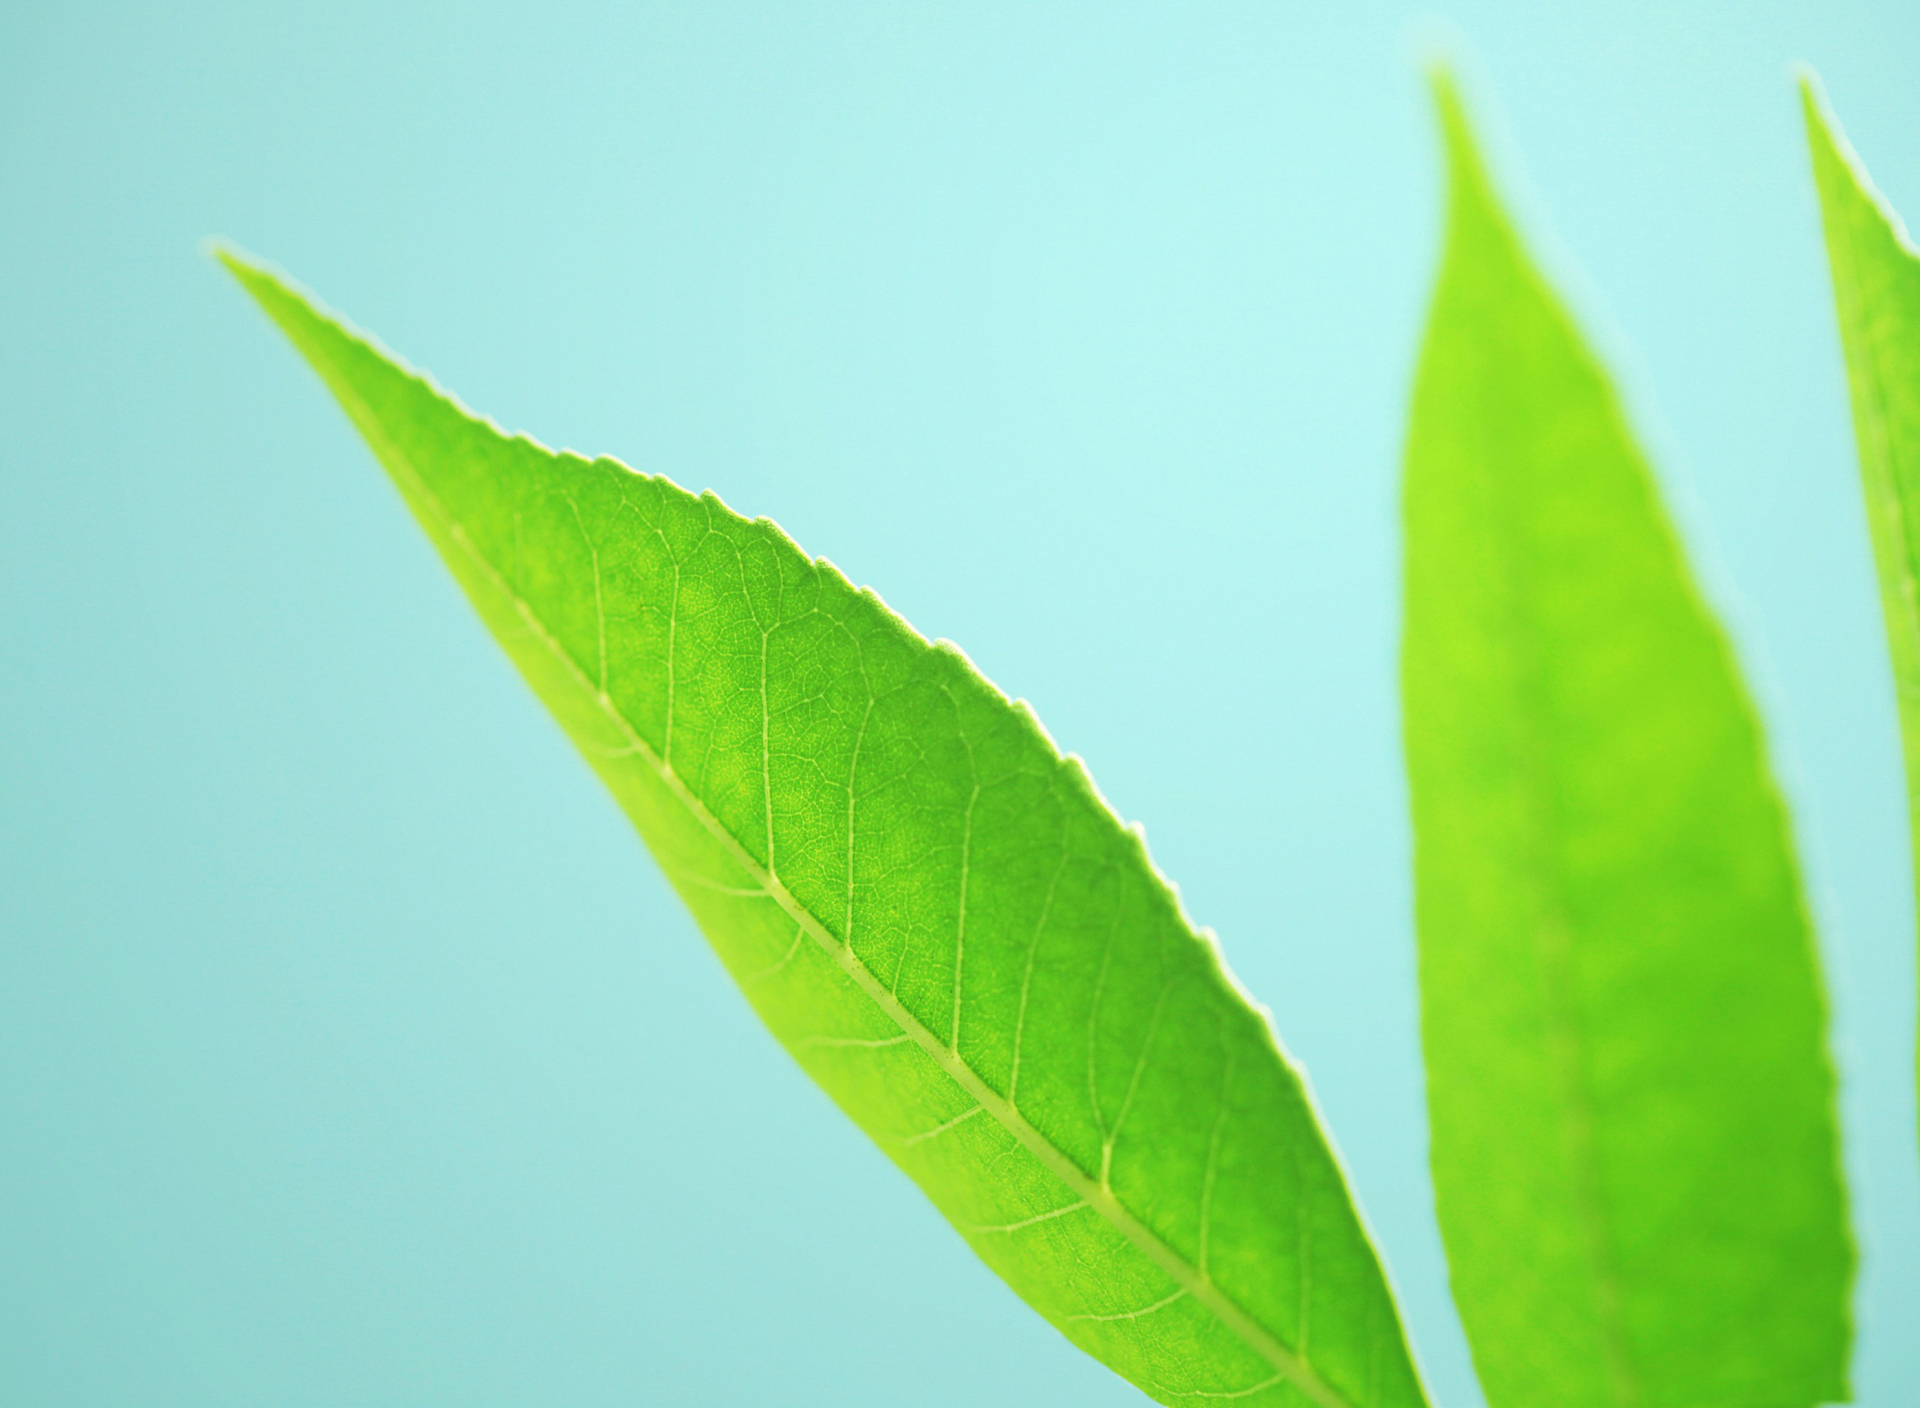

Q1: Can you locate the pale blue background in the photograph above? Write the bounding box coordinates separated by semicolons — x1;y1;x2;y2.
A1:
3;3;1917;1404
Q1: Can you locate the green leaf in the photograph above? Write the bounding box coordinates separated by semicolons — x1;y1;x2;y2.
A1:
216;247;1430;1408
1802;73;1920;1140
1400;75;1852;1408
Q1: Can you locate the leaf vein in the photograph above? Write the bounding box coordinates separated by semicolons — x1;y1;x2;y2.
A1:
345;403;1360;1408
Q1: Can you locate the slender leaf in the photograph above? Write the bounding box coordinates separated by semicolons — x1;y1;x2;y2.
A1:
1802;74;1920;1135
1401;76;1852;1408
217;248;1430;1408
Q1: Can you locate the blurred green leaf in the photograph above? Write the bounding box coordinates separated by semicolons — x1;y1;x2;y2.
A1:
1400;75;1852;1408
218;249;1430;1408
1803;73;1920;1141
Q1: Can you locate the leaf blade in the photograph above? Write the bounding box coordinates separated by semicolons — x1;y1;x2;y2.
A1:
1401;77;1852;1408
1802;74;1920;1144
217;248;1430;1408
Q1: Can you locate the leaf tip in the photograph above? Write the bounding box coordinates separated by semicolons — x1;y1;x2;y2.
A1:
1422;61;1465;127
1793;69;1920;263
1796;65;1842;163
204;237;272;290
1406;20;1464;96
1792;63;1823;110
1422;64;1500;230
203;240;324;344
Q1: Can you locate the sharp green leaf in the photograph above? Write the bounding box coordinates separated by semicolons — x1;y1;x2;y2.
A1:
1802;74;1920;1133
1401;76;1852;1408
216;248;1430;1408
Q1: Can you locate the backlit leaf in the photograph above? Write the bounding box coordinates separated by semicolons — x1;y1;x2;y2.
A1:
1401;75;1852;1408
218;248;1430;1408
1803;73;1920;1140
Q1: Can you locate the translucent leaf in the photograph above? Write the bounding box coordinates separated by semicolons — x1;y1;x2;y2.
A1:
1401;75;1852;1408
219;249;1430;1408
1803;72;1920;1148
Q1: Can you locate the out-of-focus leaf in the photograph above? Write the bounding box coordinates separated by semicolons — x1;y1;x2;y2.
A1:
1803;73;1920;1139
1401;75;1852;1408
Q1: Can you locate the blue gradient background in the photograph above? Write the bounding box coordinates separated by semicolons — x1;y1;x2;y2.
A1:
3;3;1917;1404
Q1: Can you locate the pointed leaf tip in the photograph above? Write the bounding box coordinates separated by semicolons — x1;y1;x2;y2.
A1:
1423;71;1507;241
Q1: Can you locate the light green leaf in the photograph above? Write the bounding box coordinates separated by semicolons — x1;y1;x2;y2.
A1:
1401;75;1852;1408
1802;73;1920;1136
216;248;1429;1408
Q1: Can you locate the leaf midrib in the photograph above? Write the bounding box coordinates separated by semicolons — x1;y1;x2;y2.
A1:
337;383;1357;1408
1452;209;1641;1406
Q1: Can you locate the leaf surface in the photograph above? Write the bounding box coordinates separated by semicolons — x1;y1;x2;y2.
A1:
1400;77;1852;1408
1803;75;1920;1137
218;249;1429;1408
